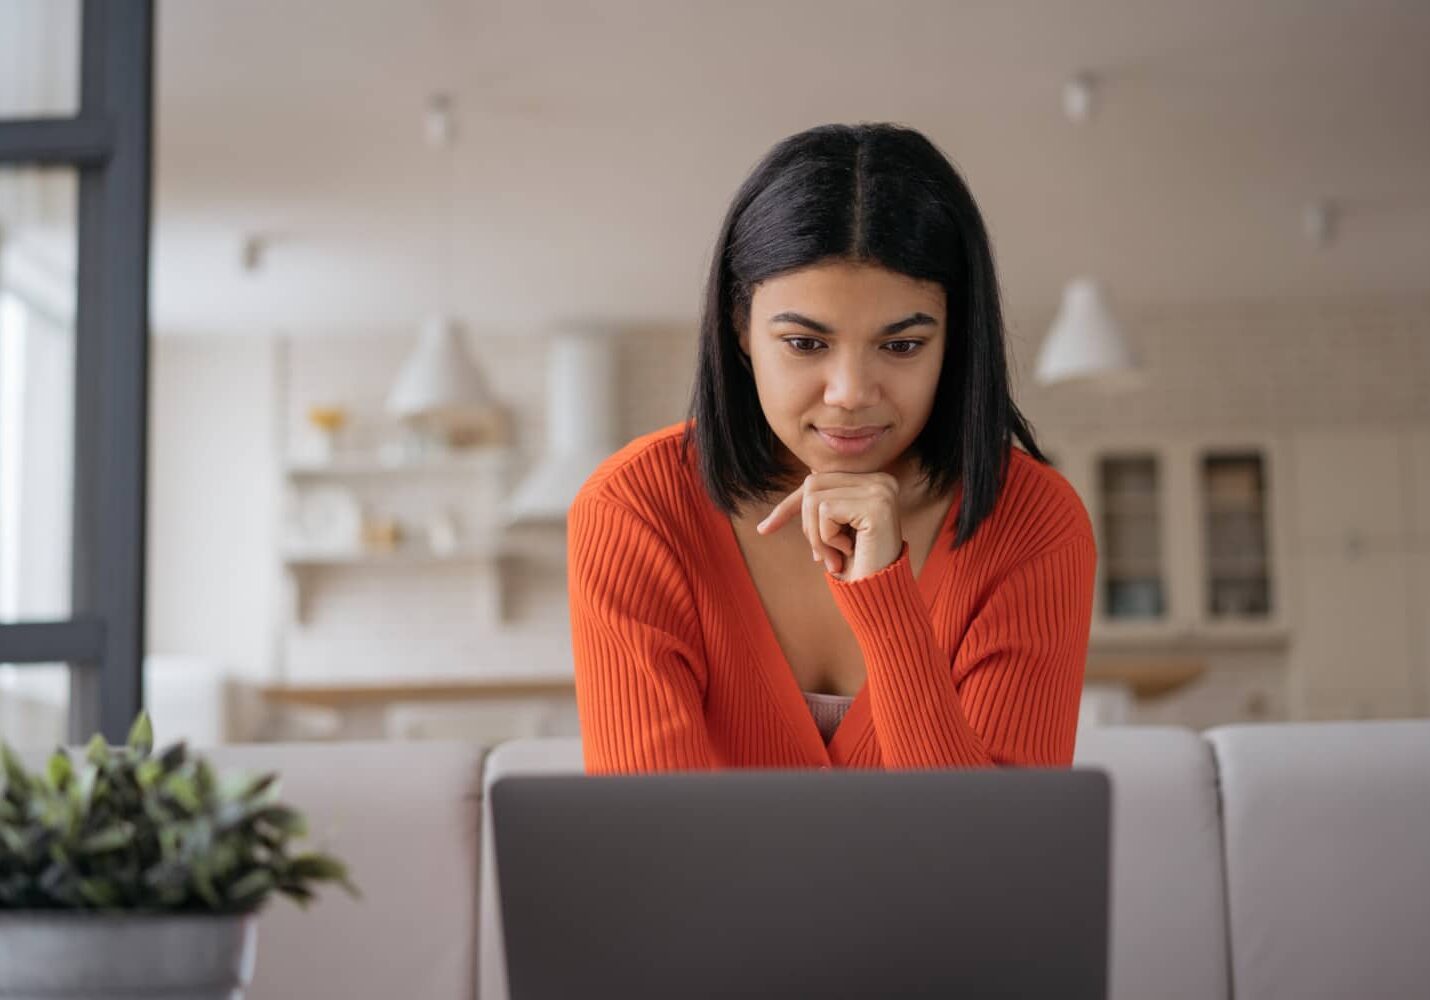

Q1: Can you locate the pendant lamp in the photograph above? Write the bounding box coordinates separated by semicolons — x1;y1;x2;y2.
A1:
386;315;499;447
1034;278;1144;390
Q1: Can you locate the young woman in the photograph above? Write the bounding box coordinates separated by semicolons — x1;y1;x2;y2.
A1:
567;122;1096;773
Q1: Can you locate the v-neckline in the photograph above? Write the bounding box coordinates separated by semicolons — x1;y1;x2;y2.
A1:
702;481;962;767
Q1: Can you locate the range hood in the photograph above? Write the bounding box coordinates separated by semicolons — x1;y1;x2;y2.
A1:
503;328;620;525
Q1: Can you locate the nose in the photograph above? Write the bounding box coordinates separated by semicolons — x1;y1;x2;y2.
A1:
823;351;881;410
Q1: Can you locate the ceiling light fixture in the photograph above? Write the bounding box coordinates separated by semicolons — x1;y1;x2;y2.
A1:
1034;278;1144;390
1062;71;1098;124
1302;200;1337;248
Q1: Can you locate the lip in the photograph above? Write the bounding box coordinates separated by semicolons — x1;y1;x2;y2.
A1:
815;425;887;455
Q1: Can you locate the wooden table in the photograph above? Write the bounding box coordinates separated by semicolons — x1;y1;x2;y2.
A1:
1084;658;1206;699
257;677;578;739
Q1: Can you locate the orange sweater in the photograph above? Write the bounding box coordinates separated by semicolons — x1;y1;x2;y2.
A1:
567;421;1097;773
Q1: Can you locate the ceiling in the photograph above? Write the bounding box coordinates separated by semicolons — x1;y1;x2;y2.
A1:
10;1;1430;335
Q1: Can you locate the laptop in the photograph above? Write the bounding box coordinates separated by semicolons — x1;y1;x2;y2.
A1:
491;767;1111;999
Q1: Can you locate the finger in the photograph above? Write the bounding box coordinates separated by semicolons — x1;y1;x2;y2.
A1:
756;486;803;535
817;503;855;556
803;488;843;573
817;502;849;574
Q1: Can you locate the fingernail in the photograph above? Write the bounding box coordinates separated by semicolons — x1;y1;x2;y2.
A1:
812;550;820;562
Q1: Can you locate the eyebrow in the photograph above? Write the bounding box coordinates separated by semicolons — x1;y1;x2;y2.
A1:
767;311;939;336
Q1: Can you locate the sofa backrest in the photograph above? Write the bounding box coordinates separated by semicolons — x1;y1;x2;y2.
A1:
1206;720;1430;1000
1074;727;1231;1000
206;741;488;1000
478;738;585;1000
477;730;1231;1000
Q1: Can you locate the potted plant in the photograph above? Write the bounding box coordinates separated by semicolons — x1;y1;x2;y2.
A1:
0;712;357;998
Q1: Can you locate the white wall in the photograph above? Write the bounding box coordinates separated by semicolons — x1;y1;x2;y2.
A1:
146;334;279;682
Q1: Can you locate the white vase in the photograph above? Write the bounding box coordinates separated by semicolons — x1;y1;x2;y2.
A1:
0;912;257;999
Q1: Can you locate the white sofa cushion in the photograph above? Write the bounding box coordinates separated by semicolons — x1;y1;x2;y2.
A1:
1075;727;1231;1000
1206;720;1430;1000
204;741;487;1000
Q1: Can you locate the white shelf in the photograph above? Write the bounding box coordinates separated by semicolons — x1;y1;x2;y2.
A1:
285;448;512;478
281;541;510;625
282;542;507;567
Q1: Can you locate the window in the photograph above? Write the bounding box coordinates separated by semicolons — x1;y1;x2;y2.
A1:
0;0;153;743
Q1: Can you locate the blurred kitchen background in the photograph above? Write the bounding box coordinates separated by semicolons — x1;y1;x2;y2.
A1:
2;0;1428;747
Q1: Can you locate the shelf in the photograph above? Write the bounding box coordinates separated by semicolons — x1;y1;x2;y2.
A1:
285;449;512;478
281;541;510;625
282;543;506;567
1091;621;1289;650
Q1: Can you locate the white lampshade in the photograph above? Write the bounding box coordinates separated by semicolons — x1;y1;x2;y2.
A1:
1034;278;1145;390
386;316;496;421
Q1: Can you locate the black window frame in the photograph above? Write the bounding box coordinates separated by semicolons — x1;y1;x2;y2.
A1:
0;0;153;743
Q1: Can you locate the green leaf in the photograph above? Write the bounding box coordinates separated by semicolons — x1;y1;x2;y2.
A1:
275;882;316;908
239;772;279;803
283;852;359;898
126;712;154;756
158;741;188;772
0;825;28;854
1;744;32;793
73;763;99;813
163;774;202;814
191;859;220;908
77;878;123;908
47;750;74;791
85;733;110;766
225;868;273;903
135;758;164;789
195;759;216;802
80;823;135;854
251;805;306;838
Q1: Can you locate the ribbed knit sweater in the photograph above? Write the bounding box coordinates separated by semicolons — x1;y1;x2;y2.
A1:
567;420;1097;773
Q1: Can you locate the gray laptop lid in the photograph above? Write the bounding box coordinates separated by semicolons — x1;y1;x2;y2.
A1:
492;767;1110;1000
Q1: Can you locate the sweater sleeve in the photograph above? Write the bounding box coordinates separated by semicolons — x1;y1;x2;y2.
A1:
567;495;717;774
825;533;1097;769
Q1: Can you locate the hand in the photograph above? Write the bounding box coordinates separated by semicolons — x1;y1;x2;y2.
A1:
755;472;904;582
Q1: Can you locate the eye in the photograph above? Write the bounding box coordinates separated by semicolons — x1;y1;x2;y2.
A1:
883;340;924;356
782;337;825;354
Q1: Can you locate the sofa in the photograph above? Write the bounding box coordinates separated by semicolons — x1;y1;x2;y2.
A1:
23;720;1430;999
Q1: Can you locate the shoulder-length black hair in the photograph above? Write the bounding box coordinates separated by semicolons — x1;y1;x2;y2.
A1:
680;121;1048;549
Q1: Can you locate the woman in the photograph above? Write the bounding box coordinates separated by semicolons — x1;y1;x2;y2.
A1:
567;122;1096;773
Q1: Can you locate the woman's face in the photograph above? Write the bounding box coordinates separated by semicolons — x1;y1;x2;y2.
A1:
738;258;947;488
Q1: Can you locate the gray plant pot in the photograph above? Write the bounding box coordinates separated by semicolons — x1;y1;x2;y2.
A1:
0;912;256;999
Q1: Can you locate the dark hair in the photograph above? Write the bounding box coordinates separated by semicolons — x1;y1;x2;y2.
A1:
680;121;1048;549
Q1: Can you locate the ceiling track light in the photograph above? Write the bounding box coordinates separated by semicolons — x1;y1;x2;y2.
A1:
1062;72;1098;124
1302;200;1338;248
425;92;455;148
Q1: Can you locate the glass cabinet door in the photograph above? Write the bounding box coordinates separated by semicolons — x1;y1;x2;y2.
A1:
1098;455;1166;620
1201;452;1272;619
